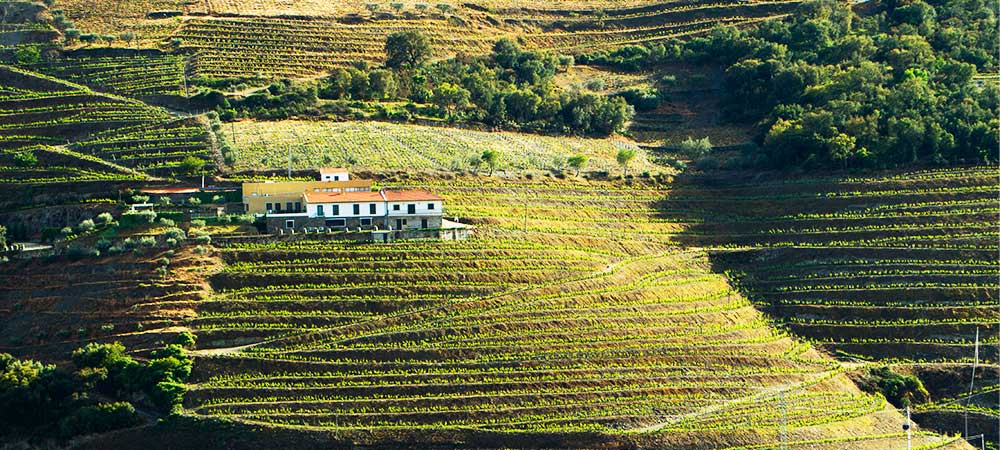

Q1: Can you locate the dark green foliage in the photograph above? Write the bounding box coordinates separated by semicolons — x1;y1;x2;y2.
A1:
173;331;197;349
13;151;38;167
57;402;140;438
857;366;930;408
317;38;632;136
177;156;206;175
230;79;318;119
695;0;997;170
385;30;433;69
149;382;186;410
0;224;6;250
0;354;77;436
72;343;192;411
0;342;191;441
614;87;661;112
574;0;997;170
14;45;41;65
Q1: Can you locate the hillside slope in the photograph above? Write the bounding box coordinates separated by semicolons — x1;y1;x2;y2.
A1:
55;0;798;78
0;65;215;177
662;166;999;445
157;175;965;449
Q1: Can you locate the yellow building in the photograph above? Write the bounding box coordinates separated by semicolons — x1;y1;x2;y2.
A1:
242;179;372;214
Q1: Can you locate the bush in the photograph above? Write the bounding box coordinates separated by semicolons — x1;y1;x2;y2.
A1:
58;402;140;438
77;219;95;233
679;136;713;158
95;212;114;226
163;228;186;241
149;382;186;410
120;210;157;228
157;257;170;267
95;238;112;251
13;151;38;167
186;197;201;206
190;220;206;228
138;236;157;248
14;45;41;65
172;331;196;349
857;367;929;408
131;195;149;204
158;218;175;227
66;245;99;260
192;235;211;245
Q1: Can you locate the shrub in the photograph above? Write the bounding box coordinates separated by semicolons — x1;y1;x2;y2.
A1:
61;226;74;236
131;195;149;204
150;382;186;410
95;212;114;226
679;136;713;158
857;367;930;408
13;151;38;167
186;197;201;206
190;220;206;228
172;331;196;349
163;228;186;241
165;238;178;248
66;245;101;259
14;45;41;65
192;235;211;245
138;236;156;248
177;156;206;175
211;195;224;204
58;402;140;438
158;218;175;227
77;219;95;233
95;238;112;251
157;257;170;267
120;210;157;228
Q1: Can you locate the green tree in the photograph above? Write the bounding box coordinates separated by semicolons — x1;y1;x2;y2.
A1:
119;32;136;47
616;148;637;176
679;136;713;158
567;154;588;176
432;82;471;114
177;156;206;175
480;149;499;176
385;31;432;69
64;28;81;43
14;45;40;65
368;69;398;99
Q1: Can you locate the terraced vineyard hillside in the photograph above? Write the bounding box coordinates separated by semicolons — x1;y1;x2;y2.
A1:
662;166;999;443
57;0;799;78
167;176;967;449
32;50;186;99
228;120;655;174
0;65;214;177
0;246;216;360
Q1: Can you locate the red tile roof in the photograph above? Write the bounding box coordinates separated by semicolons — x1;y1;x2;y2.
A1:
384;189;443;202
303;189;443;203
304;191;384;203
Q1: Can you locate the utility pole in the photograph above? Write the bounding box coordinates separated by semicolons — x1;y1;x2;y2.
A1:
905;405;912;450
966;327;979;439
